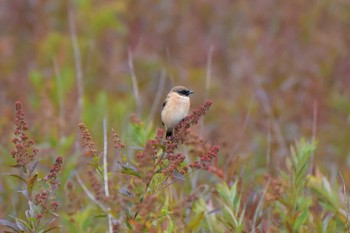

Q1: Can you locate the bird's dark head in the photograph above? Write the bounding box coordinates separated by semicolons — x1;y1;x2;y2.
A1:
171;86;194;97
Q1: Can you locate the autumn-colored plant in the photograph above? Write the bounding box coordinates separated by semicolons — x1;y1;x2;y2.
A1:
76;100;221;232
0;102;63;233
1;100;350;232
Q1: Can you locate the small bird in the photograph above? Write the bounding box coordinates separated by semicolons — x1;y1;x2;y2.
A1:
161;86;194;138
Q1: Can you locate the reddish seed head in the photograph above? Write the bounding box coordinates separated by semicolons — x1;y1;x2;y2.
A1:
130;114;142;125
78;123;98;157
51;201;60;211
112;129;125;150
156;128;164;140
46;156;63;186
11;101;38;165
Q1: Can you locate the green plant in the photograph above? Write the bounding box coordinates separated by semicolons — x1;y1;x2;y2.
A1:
216;181;245;232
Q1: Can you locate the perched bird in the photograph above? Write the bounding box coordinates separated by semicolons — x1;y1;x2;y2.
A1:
161;86;194;138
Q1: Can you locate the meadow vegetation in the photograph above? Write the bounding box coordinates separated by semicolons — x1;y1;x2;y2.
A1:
1;0;350;232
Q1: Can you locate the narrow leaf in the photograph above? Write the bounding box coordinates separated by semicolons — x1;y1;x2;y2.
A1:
1;173;27;184
185;211;205;233
28;173;38;191
117;162;141;178
42;225;61;233
172;171;185;181
0;219;19;231
15;218;29;232
120;188;134;198
29;161;39;177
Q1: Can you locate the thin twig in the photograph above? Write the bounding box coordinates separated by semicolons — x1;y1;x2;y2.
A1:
102;118;113;233
128;49;140;113
103;118;109;197
251;180;270;233
76;173;107;211
157;177;181;193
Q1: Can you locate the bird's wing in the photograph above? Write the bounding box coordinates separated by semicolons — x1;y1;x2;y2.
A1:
162;99;167;110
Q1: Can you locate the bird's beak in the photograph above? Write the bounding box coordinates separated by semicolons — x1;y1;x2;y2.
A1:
189;90;194;95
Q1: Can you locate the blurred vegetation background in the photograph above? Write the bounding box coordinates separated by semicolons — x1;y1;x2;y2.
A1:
1;0;350;231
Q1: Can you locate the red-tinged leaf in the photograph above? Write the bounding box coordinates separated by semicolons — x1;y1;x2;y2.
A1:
9;164;23;168
28;173;38;191
0;219;19;232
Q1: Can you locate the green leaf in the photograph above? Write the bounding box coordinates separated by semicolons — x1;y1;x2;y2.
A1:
217;181;245;229
29;70;44;90
165;216;174;233
58;214;80;233
185;211;205;233
293;209;309;231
